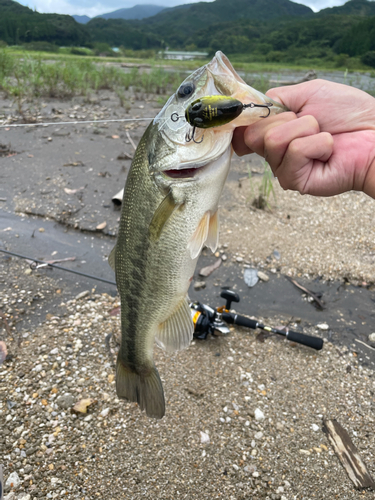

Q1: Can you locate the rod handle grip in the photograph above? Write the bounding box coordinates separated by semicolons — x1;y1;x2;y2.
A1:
222;312;258;330
286;330;324;351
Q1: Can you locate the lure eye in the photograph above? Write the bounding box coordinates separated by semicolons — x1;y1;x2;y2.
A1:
177;82;195;99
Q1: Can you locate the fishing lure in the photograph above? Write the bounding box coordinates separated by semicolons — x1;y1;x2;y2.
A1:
184;95;274;143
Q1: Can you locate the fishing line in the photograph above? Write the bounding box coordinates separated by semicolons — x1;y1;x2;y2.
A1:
0;117;156;129
0;248;117;286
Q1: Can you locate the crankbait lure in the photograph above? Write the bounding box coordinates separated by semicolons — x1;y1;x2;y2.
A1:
184;95;273;143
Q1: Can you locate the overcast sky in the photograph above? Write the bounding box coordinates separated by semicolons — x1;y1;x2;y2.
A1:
17;0;351;19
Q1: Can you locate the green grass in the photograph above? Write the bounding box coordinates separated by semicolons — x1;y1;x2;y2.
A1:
0;49;183;116
1;47;375;119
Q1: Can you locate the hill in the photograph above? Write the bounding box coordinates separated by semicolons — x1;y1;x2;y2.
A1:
318;0;375;17
142;0;313;47
96;4;166;20
72;15;91;24
0;0;89;46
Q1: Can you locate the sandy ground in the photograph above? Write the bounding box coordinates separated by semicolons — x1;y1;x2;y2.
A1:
1;79;375;499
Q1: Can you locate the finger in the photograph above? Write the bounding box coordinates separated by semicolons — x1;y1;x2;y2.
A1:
241;112;297;157
276;132;334;194
264;115;320;171
266;80;323;113
232;127;254;156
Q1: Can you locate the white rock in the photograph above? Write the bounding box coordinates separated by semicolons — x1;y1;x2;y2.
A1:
254;431;263;440
257;271;269;282
317;323;329;331
254;408;265;421
368;333;375;342
311;423;320;432
50;348;59;355
33;364;43;372
200;431;210;444
100;408;110;418
18;495;31;500
6;472;21;489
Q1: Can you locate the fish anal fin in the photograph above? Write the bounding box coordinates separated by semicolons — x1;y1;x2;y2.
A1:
116;358;165;419
149;190;180;242
187;211;210;260
155;298;194;352
206;210;219;253
108;246;116;271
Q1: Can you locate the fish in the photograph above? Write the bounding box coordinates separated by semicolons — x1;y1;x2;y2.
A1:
109;51;286;419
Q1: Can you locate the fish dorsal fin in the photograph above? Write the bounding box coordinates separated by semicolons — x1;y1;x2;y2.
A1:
155;298;194;352
187;211;210;260
149;190;180;242
108;246;116;271
205;210;219;253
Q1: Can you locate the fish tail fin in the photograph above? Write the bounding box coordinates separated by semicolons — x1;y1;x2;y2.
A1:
116;356;165;419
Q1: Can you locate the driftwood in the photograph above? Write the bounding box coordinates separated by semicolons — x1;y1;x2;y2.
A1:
270;70;317;86
323;419;375;490
284;275;325;309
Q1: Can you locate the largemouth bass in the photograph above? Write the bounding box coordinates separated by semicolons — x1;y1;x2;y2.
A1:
109;51;286;418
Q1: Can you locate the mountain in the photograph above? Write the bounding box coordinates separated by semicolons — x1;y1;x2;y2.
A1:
0;0;89;46
141;0;313;48
317;0;375;17
73;15;91;24
96;4;166;20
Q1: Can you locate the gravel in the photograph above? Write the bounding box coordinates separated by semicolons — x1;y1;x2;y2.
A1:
1;80;375;500
1;282;375;499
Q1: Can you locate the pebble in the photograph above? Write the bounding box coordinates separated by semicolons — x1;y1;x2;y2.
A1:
236;256;243;262
257;270;269;282
75;290;90;300
254;431;263;440
368;333;375;342
56;394;75;409
254;408;265;421
311;423;320;432
5;472;20;489
317;323;329;331
200;431;210;444
194;281;206;290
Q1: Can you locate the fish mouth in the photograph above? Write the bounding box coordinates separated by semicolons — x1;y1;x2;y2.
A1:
164;165;204;179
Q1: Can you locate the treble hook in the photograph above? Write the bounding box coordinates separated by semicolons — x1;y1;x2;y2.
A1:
185;126;204;144
243;102;273;118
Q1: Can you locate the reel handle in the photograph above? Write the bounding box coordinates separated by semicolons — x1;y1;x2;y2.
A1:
220;290;240;310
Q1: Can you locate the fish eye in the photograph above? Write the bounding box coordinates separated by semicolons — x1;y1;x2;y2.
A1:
177;82;195;99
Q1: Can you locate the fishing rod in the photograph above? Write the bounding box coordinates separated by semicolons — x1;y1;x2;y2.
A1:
0;248;116;286
190;289;324;351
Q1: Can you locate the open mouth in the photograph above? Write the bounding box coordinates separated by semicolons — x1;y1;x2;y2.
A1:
164;166;204;178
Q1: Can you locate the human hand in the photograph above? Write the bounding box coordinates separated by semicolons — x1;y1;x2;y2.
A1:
232;79;375;198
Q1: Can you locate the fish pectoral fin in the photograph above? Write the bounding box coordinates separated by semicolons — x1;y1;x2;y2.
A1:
108;246;116;271
155;298;194;352
116;357;165;419
187;211;210;260
205;210;219;253
149;190;181;242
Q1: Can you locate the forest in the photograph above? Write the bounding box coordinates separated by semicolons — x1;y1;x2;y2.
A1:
1;0;375;67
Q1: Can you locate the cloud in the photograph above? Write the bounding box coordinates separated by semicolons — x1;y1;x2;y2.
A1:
296;0;347;13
